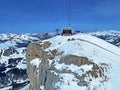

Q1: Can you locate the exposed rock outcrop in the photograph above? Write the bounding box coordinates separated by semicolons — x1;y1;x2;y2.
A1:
26;41;58;90
3;47;19;56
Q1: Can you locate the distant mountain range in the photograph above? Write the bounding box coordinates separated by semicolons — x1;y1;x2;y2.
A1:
0;30;120;89
90;30;120;47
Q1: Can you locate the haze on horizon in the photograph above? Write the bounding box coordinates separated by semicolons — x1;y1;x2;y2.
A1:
0;0;120;33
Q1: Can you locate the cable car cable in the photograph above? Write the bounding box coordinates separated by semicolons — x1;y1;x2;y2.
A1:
31;0;50;19
65;0;72;27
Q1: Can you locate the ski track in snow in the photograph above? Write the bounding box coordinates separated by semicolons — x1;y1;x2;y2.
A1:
77;38;120;57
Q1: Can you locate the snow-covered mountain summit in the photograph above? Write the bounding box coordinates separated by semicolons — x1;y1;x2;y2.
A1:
89;30;120;35
26;33;120;90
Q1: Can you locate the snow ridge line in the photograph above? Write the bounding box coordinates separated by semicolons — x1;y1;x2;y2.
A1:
77;38;120;57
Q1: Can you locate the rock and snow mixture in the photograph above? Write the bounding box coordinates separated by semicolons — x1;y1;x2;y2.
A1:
26;33;120;90
0;33;41;90
0;30;120;90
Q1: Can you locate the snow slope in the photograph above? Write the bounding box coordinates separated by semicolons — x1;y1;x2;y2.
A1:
43;33;120;90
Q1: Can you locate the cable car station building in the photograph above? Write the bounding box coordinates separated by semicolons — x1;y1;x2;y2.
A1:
62;28;72;35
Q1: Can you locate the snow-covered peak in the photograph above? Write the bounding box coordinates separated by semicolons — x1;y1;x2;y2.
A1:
0;33;38;40
46;34;120;62
89;30;120;36
48;34;120;90
26;33;120;90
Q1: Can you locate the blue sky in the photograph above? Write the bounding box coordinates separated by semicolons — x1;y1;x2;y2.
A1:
0;0;120;33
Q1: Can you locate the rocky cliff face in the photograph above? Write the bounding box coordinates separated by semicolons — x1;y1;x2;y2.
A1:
26;34;120;90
